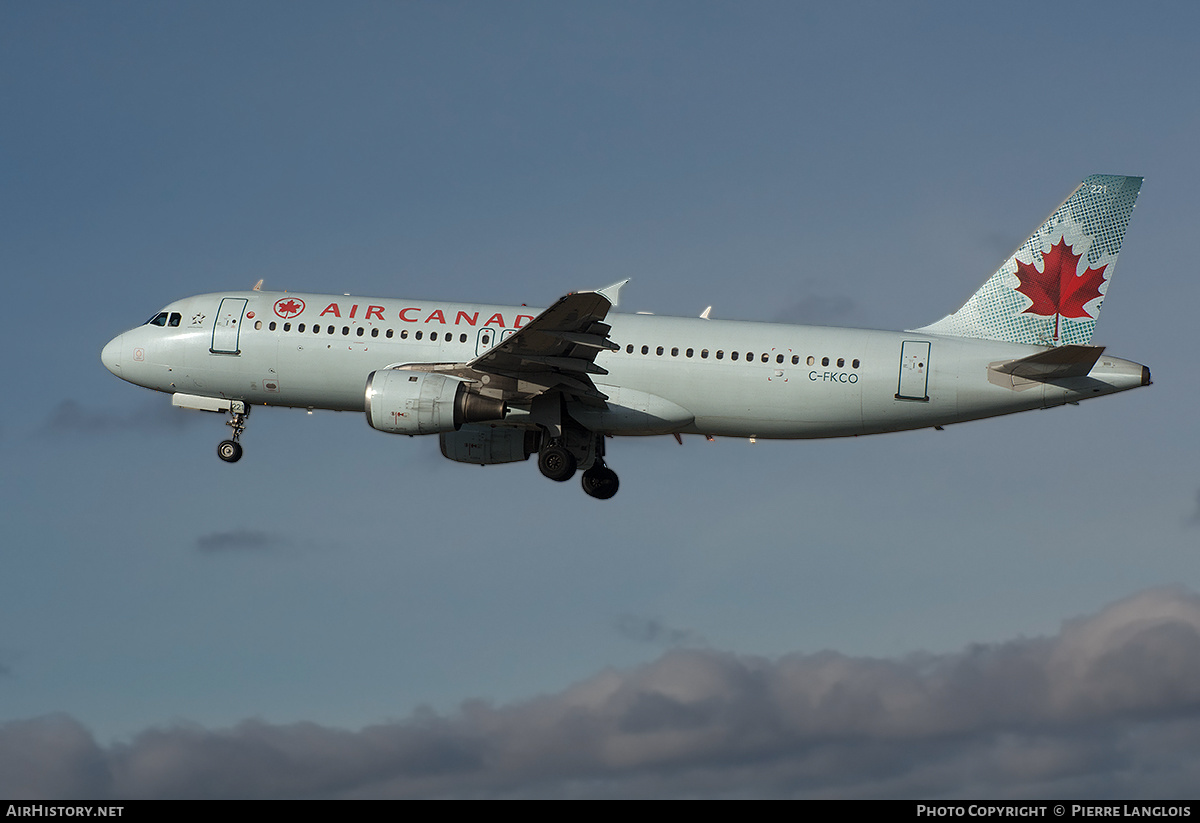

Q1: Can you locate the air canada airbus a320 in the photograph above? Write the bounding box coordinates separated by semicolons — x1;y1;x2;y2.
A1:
102;175;1149;499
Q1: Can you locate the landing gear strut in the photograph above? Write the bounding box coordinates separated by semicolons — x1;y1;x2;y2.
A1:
530;397;619;497
217;403;249;463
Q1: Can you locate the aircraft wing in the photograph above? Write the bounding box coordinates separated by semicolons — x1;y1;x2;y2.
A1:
467;290;619;403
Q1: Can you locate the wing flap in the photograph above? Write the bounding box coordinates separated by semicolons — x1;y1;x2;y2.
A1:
539;330;620;351
503;354;610;375
465;289;618;402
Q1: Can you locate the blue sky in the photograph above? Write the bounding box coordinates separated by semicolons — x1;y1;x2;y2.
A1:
3;1;1199;798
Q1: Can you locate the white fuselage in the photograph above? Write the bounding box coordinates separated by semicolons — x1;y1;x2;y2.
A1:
101;290;1149;439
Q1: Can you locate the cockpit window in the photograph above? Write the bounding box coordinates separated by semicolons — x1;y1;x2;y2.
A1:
145;312;169;326
168;312;182;327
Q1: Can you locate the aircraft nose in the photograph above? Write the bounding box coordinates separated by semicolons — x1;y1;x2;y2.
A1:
101;334;123;376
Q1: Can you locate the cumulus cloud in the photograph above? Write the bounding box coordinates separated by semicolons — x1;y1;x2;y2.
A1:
0;716;111;799
6;587;1200;798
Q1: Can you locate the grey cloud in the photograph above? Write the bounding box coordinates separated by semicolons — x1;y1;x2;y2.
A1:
615;615;706;648
0;646;22;678
0;715;111;799
772;295;857;326
41;399;201;436
195;529;290;554
7;587;1200;798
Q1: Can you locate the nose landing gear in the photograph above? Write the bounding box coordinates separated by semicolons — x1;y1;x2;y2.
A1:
217;403;249;463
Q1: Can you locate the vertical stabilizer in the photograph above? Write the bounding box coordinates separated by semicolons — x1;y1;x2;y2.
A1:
917;175;1141;346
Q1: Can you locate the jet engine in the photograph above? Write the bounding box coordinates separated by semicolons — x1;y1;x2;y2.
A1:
365;370;506;435
440;424;539;465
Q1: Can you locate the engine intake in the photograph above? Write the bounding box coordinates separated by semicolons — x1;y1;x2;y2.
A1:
365;370;506;435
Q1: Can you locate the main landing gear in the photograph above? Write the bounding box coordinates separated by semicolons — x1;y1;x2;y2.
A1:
537;442;576;482
536;432;620;499
217;403;249;463
580;462;619;500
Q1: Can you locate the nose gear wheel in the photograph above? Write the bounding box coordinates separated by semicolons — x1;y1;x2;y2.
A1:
217;404;249;463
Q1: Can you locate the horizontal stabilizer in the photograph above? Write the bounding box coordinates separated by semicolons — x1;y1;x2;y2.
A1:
990;345;1105;381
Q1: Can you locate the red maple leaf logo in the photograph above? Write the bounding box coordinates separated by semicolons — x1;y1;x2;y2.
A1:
274;297;305;319
1015;238;1107;320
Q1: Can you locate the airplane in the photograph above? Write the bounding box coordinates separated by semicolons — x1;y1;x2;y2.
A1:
101;174;1149;499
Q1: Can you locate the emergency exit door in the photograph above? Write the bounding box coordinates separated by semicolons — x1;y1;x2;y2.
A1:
896;340;930;401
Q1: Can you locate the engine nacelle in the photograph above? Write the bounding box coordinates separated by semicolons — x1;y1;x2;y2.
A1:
365;370;506;435
440;424;539;465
